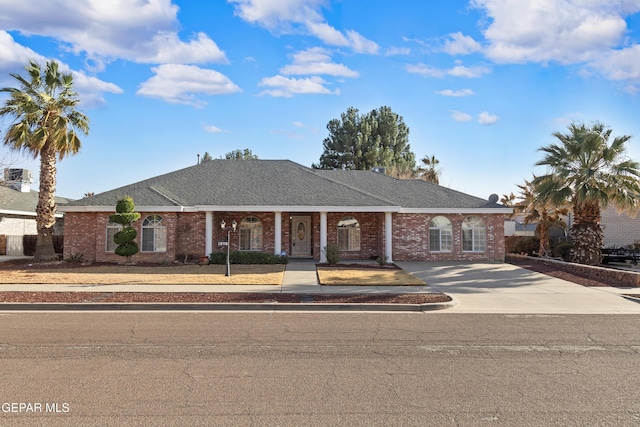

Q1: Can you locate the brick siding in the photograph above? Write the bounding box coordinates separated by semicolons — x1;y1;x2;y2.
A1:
64;210;506;263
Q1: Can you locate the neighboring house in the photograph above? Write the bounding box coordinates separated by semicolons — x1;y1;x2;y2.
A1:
0;169;69;255
601;205;640;248
59;160;512;263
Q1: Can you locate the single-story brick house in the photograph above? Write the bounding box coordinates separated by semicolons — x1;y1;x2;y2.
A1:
59;160;512;263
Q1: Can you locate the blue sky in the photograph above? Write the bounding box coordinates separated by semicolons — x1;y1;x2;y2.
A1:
1;0;639;201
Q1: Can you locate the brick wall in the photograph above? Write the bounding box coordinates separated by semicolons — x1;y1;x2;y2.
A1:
393;213;505;261
65;210;506;264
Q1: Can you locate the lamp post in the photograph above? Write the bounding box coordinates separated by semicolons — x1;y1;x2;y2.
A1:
220;219;237;276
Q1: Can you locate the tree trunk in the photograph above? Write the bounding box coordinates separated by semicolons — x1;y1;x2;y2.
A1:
34;140;58;261
536;223;551;257
570;201;603;265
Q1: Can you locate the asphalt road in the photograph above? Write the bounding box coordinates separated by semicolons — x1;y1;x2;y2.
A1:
1;312;639;426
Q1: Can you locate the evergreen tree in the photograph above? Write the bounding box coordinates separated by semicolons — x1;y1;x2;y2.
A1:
313;106;416;171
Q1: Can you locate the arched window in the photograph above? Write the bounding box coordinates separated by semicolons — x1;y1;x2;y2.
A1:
239;217;262;251
141;215;166;252
105;221;122;252
337;216;361;251
462;216;486;252
429;216;452;252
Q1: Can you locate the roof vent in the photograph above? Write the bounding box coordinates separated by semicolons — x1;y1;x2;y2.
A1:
372;167;386;175
4;168;33;193
488;194;499;204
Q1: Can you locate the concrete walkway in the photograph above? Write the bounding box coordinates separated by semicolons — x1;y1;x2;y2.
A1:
397;261;640;314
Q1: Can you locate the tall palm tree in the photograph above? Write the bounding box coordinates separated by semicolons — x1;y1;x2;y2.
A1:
517;177;568;258
534;122;640;265
417;155;441;184
1;60;89;261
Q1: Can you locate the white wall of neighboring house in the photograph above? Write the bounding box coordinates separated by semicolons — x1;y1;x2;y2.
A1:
0;216;37;235
601;205;640;248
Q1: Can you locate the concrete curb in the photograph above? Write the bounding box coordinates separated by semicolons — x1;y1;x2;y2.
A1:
0;300;457;312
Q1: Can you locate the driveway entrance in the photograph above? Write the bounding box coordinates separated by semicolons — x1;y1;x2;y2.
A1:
396;261;640;314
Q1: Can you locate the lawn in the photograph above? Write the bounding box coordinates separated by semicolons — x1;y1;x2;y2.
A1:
0;263;285;285
317;266;426;286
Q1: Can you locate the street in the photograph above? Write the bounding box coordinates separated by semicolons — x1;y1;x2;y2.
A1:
1;312;639;426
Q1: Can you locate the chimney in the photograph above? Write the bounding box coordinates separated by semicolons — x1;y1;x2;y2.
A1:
4;168;33;193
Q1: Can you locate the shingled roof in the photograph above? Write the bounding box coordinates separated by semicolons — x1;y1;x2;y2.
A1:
0;185;72;216
61;160;509;213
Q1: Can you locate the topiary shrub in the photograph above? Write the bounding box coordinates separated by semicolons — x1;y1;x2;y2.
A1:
109;196;141;263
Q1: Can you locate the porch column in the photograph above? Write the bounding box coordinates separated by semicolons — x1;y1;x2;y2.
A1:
385;212;393;263
320;212;328;263
205;211;213;255
274;211;282;255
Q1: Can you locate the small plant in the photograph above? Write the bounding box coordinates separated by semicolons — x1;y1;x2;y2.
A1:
552;243;573;261
65;253;84;263
323;243;341;265
376;255;387;266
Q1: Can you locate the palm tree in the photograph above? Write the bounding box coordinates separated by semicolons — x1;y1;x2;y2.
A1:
1;60;89;261
517;177;568;258
533;122;640;265
417;155;440;184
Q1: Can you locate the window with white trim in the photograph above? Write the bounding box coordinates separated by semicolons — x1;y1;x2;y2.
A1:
141;215;166;252
462;216;486;252
239;217;262;251
429;216;452;252
105;221;122;252
337;216;361;251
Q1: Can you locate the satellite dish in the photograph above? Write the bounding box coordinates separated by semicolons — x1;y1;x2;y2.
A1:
488;194;499;203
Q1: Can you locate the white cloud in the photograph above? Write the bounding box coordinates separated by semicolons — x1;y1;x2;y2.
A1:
229;0;378;53
258;75;338;97
407;63;490;78
137;64;241;106
0;31;122;108
0;0;227;66
293;121;305;127
70;70;123;108
451;110;473;122
478;111;499;125
442;32;483;55
593;44;640;80
470;0;639;65
280;47;358;77
204;125;226;133
436;89;475;97
385;46;411;56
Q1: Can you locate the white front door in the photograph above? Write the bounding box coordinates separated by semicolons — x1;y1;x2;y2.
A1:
291;216;311;256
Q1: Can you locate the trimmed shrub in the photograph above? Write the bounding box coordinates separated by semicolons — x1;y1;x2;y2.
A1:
323;243;341;265
208;251;289;265
512;237;540;256
109;196;140;262
553;243;573;261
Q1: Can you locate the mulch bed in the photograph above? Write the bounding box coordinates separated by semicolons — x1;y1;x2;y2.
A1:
0;292;451;304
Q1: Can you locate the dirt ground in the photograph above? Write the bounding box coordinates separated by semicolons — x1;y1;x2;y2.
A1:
317;265;426;286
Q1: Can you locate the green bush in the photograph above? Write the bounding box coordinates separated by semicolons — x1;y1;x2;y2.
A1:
208;251;289;265
113;227;137;245
115;241;139;258
115;196;135;214
323;243;341;265
512;237;539;256
553;243;573;261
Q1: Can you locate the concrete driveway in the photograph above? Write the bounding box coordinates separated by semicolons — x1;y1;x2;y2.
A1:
396;261;640;314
